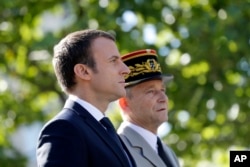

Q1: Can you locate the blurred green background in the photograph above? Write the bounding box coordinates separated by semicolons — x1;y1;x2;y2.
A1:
0;0;249;166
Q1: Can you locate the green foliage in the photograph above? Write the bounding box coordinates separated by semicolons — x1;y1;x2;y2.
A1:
0;0;249;166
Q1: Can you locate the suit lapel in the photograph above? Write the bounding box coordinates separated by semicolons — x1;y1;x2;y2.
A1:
120;126;166;167
63;100;131;167
162;144;179;167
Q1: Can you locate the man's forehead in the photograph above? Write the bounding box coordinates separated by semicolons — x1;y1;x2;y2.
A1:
134;79;164;90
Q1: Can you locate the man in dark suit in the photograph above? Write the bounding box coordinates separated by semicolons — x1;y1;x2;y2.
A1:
36;29;135;167
117;49;180;167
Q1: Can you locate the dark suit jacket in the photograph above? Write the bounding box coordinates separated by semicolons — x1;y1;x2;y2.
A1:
36;99;135;167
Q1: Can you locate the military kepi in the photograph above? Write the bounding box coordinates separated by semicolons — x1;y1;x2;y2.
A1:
122;49;173;87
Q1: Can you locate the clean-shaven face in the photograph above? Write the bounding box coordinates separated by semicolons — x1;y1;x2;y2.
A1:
89;37;130;102
127;79;168;131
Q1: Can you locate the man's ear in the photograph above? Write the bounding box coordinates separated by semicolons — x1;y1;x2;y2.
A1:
119;97;128;110
74;64;91;80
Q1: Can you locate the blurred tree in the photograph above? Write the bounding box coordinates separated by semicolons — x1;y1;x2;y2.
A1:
0;0;249;166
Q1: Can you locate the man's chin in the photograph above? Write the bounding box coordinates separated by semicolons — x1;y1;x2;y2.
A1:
111;92;126;101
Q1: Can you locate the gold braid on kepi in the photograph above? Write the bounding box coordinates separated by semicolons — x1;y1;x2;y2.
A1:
121;49;173;87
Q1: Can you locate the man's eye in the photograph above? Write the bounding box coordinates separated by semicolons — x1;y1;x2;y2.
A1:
147;90;155;94
111;59;117;63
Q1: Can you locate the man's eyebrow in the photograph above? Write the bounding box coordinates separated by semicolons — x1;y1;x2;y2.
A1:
108;55;120;60
143;84;155;90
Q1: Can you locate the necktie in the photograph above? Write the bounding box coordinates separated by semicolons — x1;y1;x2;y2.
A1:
157;137;173;167
100;117;133;167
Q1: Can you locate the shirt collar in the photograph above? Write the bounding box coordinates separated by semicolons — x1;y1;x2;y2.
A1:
69;95;104;121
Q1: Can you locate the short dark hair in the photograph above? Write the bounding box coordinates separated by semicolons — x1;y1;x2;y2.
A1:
52;29;115;92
